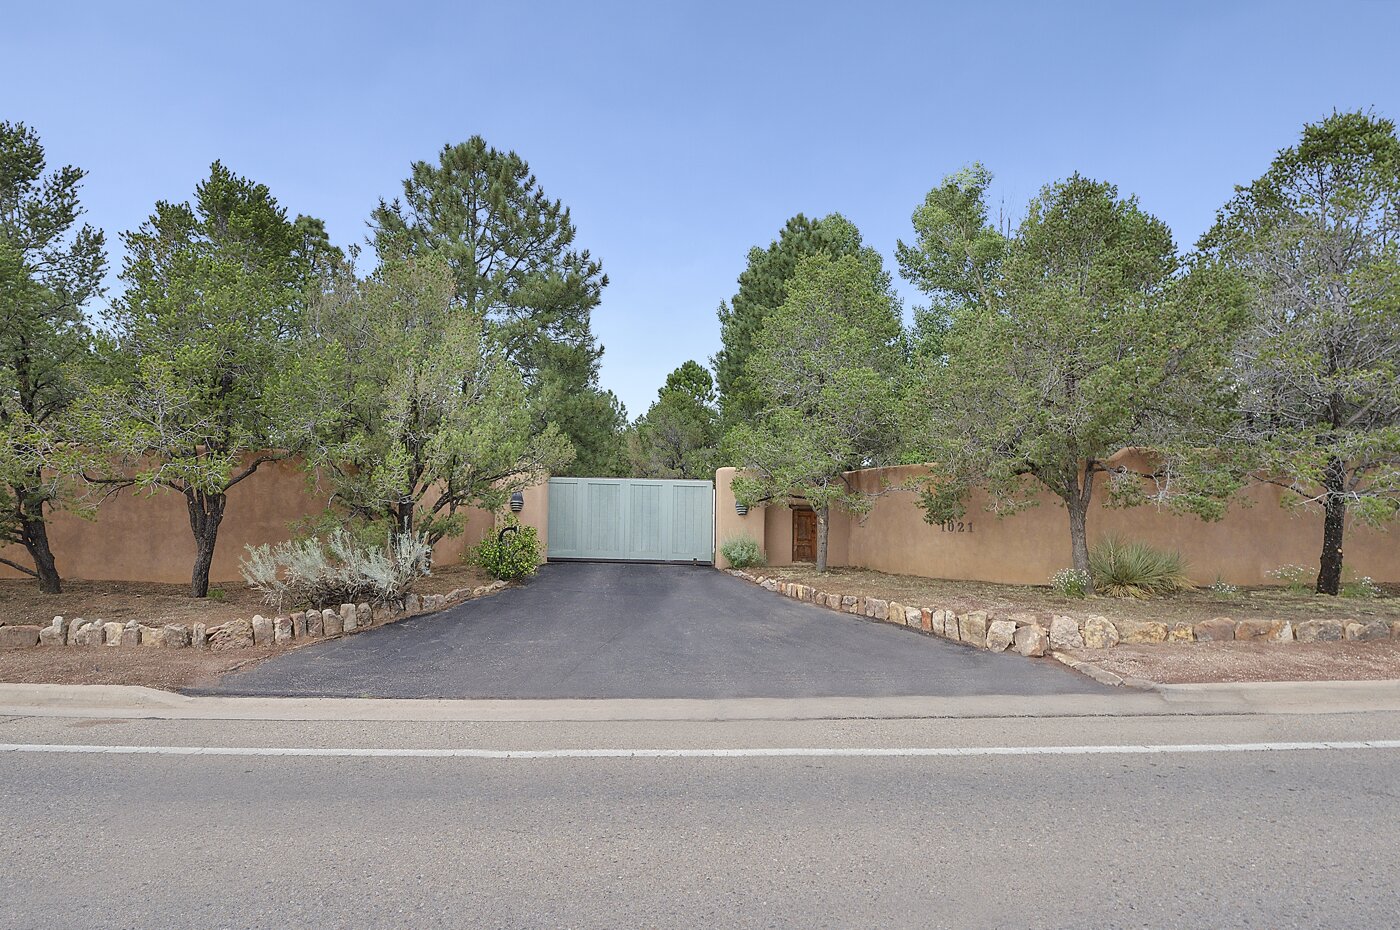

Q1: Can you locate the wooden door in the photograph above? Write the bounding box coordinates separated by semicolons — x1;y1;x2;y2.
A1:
792;509;817;562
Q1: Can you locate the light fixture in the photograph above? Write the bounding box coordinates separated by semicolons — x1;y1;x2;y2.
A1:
510;491;525;513
735;501;749;516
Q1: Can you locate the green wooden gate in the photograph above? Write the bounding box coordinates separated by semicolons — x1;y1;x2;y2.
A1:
546;478;714;563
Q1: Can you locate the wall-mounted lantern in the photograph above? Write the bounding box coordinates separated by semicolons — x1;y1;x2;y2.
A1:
510;491;525;513
735;501;749;516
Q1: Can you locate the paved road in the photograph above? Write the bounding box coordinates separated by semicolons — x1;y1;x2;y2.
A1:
204;562;1104;699
3;708;1398;929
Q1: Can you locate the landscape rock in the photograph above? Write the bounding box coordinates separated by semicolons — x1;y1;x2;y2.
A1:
207;618;254;650
340;603;358;633
761;579;778;592
191;622;207;648
357;602;372;624
1048;616;1084;650
941;610;960;641
251;615;274;645
103;622;125;646
1194;617;1236;642
1235;619;1288;642
1166;623;1196;643
39;623;64;647
985;619;1017;652
139;625;163;646
162;623;191;648
1081;616;1120;650
1116;620;1168;645
865;598;889;621
290;612;307;639
473;586;487;597
958;611;989;648
918;608;933;632
1392;621;1400;640
1294;619;1344;643
1006;612;1039;628
906;607;923;628
887;602;904;624
322;608;342;637
1345;620;1388;642
1014;623;1050;657
273;615;293;644
0;625;41;649
65;618;84;645
405;594;422;613
304;609;324;638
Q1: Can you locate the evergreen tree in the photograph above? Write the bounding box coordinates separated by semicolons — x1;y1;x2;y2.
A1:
629;360;719;479
370;137;620;473
714;213;871;429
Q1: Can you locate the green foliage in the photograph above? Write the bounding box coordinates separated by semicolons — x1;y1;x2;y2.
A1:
1088;536;1193;598
1266;564;1314;594
904;169;1245;592
728;247;905;571
719;533;765;569
370;137;621;475
1208;576;1240;599
83;161;326;597
1341;573;1382;599
1200;110;1400;595
714;213;873;429
1049;567;1090;598
629;361;719;479
306;251;573;544
240;529;433;611
0;121;107;592
472;521;541;581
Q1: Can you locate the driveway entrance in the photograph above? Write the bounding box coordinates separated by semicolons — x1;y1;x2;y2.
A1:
546;477;713;563
203;563;1106;699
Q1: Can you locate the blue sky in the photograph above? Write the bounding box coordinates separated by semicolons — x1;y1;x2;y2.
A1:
6;1;1399;417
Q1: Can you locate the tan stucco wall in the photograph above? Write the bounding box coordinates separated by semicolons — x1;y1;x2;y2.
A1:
0;458;549;586
716;462;1399;585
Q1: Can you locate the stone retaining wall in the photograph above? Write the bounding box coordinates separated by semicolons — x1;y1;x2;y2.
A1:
0;581;509;651
727;570;1400;665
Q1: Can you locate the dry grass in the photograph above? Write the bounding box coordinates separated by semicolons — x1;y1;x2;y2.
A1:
1070;641;1400;684
0;563;491;629
761;564;1400;628
0;644;279;689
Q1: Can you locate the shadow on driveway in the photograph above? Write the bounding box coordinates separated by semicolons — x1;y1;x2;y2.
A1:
199;562;1108;699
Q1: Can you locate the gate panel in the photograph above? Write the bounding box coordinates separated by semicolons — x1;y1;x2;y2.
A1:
547;478;713;563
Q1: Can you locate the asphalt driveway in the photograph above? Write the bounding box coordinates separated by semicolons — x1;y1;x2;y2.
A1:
203;562;1106;699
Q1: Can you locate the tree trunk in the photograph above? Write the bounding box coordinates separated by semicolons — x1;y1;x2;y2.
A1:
1316;457;1347;596
20;512;62;595
1067;498;1093;595
186;490;226;598
815;504;829;574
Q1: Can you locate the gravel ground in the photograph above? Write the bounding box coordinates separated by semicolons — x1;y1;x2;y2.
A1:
1068;640;1400;683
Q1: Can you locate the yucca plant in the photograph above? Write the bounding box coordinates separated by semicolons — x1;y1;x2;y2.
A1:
1088;535;1194;598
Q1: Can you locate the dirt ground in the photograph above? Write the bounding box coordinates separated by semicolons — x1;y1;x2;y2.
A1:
0;563;495;690
762;565;1400;628
1069;641;1400;684
0;563;491;629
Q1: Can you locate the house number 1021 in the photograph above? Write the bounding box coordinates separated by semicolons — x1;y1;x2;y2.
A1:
940;521;973;533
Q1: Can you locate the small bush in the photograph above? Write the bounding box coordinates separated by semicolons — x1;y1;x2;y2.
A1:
1088;536;1193;598
472;522;541;581
1267;564;1313;594
1342;573;1381;599
240;529;432;612
720;533;766;569
1208;576;1239;599
1049;567;1090;598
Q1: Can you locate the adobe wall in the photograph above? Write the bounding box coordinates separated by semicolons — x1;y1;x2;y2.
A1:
0;458;549;586
717;462;1399;585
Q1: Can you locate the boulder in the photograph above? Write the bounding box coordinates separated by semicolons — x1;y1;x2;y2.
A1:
1048;616;1084;651
39;622;64;647
941;610;960;641
865;598;889;621
340;603;358;633
985;619;1017;653
760;579;778;592
841;595;859;614
251;615;274;645
472;586;487;597
65;618;84;645
304;609;324;638
191;622;207;649
1345;620;1389;642
1006;612;1040;628
357;602;372;625
322;608;342;637
102;622;125;646
139;625;164;646
906;606;923;629
1014;623;1050;657
887;602;904;624
1235;619;1288;642
1081;616;1120;650
1193;617;1236;642
1392;621;1400;640
919;608;933;632
207;618;254;650
405;593;422;613
290;612;307;639
162;624;191;648
1116;620;1168;645
273;615;293;644
119;626;140;646
1167;623;1196;643
1294;619;1343;643
958;611;989;648
0;625;41;649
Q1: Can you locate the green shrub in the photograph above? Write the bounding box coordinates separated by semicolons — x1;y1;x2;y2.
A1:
1208;576;1239;599
1049;567;1090;598
240;529;433;611
1088;536;1193;598
1342;572;1381;599
472;522;541;581
720;533;766;569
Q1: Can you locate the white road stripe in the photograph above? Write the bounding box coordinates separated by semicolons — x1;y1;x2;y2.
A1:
2;740;1399;759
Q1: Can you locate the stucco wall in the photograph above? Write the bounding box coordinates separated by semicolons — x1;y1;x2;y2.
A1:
716;463;1399;585
0;458;549;586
